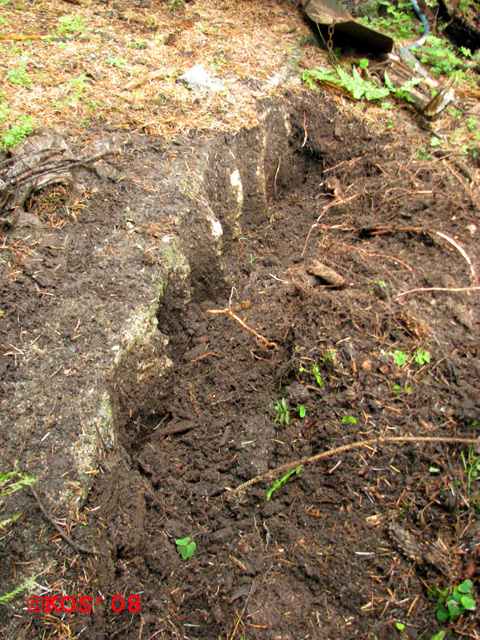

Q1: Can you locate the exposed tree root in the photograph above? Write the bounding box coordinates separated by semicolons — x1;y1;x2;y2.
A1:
230;435;479;497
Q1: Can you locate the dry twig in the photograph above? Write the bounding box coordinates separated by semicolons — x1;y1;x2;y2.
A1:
435;231;477;283
230;435;479;496
206;289;277;349
397;286;480;297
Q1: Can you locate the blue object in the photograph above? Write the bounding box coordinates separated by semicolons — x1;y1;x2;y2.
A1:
402;0;430;51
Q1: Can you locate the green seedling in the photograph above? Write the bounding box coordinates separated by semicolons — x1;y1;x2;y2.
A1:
69;74;87;93
391;350;408;367
393;384;412;396
271;398;290;425
369;279;388;295
298;361;323;387
0;470;36;529
416;147;431;160
342;416;357;424
7;63;32;87
435;579;476;622
106;57;126;69
312;363;323;387
175;537;196;560
430;632;446;640
266;466;302;502
0;470;39;603
414;348;430;365
0;572;40;604
57;15;85;34
169;0;186;10
395;621;405;631
0;470;36;503
319;349;337;363
297;405;306;419
0;115;34;150
430;137;442;148
461;446;480;499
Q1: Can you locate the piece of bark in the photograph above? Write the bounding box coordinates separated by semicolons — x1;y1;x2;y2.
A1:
306;260;346;288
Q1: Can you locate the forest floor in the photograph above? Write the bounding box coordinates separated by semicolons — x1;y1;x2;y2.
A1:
0;1;479;639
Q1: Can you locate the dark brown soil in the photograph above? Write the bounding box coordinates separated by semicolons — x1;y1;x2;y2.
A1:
1;93;479;640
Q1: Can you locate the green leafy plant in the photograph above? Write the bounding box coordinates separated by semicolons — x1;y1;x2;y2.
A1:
0;470;38;602
168;0;186;9
393;383;412;396
358;0;422;40
342;416;357;424
414;348;430;365
461;446;480;499
69;74;87;93
391;350;408;367
312;363;323;388
271;398;290;425
7;62;32;87
298;361;324;387
419;35;480;77
0;573;39;604
0;471;36;528
106;57;126;69
57;14;85;34
0;116;34;150
266;466;302;501
416;147;431;159
297;405;306;419
319;349;337;363
384;72;422;103
435;579;476;622
175;537;196;560
369;279;388;295
303;65;389;102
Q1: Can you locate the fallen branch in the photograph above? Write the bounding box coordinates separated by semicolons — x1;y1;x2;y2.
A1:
230;435;479;497
206;289;278;349
31;486;108;558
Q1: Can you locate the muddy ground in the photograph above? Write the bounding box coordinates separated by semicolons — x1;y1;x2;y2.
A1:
1;90;480;640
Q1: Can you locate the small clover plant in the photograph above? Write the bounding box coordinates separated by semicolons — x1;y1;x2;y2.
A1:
435;579;476;622
414;348;430;365
391;350;408;367
175;537;196;560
